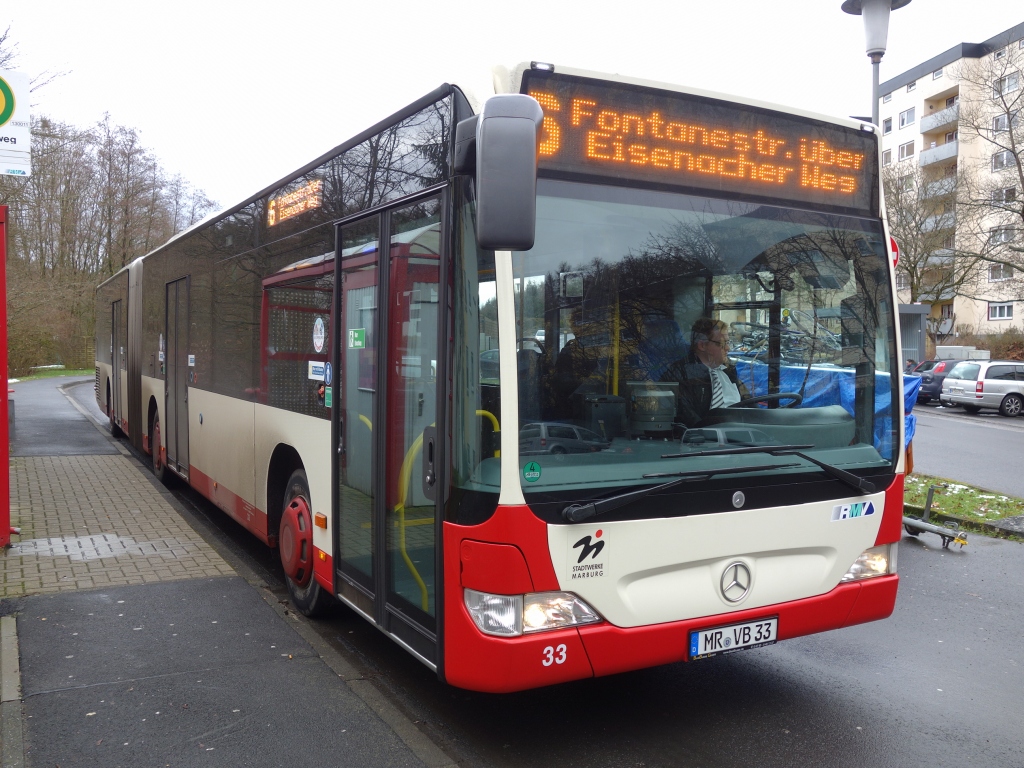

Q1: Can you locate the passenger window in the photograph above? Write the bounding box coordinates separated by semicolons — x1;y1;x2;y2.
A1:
548;426;578;440
987;365;1014;380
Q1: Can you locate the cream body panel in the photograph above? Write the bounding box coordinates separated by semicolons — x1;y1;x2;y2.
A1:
547;491;886;628
140;374;164;443
188;388;256;506
118;368;129;427
254;404;332;551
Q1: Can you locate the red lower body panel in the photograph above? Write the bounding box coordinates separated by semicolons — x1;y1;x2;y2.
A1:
579;575;898;678
443;503;899;692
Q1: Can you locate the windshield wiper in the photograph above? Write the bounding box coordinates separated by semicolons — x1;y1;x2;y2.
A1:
561;463;801;523
661;443;877;496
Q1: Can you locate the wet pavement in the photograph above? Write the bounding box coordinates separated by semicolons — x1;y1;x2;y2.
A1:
1;377;453;767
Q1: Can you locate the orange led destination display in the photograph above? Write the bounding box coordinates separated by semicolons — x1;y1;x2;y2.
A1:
524;73;878;213
267;178;324;227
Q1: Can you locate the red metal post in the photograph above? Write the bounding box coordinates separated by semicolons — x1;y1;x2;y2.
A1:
0;205;9;547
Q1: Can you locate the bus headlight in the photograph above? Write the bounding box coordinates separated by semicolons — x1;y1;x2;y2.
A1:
522;592;601;633
841;544;897;582
464;589;602;637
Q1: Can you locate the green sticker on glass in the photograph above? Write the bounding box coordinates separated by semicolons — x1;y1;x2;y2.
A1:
523;461;541;483
348;328;365;349
324;386;332;408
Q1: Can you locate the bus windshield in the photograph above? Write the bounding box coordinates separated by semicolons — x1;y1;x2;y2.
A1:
511;179;898;502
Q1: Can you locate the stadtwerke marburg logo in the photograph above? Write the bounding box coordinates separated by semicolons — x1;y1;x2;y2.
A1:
0;75;15;128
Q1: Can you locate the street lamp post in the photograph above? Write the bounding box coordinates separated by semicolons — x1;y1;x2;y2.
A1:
841;0;912;125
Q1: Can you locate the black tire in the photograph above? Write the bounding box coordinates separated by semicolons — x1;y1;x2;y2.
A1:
551;445;567;455
999;394;1023;417
280;470;333;617
962;404;982;414
107;384;123;438
904;524;920;537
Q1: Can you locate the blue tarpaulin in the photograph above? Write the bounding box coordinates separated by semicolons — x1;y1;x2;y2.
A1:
733;362;921;455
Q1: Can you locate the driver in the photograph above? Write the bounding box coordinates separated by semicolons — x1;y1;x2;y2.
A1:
661;317;749;426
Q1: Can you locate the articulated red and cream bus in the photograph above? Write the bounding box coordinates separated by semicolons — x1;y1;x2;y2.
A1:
96;62;904;693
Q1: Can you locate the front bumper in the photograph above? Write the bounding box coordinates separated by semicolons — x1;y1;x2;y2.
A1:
444;571;898;692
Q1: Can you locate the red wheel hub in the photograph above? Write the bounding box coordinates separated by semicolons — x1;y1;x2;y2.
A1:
280;495;313;586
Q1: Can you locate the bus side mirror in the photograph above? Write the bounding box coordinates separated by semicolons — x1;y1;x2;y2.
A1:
454;94;543;251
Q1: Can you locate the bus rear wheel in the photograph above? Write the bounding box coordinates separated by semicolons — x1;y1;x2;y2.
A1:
280;469;332;617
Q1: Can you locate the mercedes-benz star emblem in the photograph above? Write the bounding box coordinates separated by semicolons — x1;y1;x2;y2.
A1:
720;561;752;603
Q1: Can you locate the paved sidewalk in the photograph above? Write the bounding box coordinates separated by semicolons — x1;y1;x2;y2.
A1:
5;454;232;596
1;378;452;767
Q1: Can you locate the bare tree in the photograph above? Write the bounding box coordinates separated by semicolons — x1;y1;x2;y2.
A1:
883;163;990;304
0;111;217;373
954;36;1024;297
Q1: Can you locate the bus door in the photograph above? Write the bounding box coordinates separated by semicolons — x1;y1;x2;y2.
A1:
333;193;443;664
111;300;124;429
164;277;190;478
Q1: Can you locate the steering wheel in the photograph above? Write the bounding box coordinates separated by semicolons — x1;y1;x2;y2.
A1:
729;392;803;408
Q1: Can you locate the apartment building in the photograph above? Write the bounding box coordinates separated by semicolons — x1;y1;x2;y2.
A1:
880;21;1024;341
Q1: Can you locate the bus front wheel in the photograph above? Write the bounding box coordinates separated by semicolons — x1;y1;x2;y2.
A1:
280;469;332;617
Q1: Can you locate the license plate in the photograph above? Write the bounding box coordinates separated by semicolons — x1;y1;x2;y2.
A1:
689;617;778;660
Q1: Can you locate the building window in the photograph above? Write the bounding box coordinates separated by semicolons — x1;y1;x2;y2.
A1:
992;111;1019;132
907;81;917;92
993;150;1014;170
989;263;1014;281
933;67;944;79
940;303;954;319
945;130;958;143
942;233;956;250
899;141;915;161
944;162;958;178
882;149;892;166
899;174;914;191
989;302;1014;320
995;48;1007;60
993;73;1020;96
990;226;1014;245
883;117;892;134
899;107;916;128
945;95;959;108
883;92;892;103
895;272;910;289
993;187;1017;204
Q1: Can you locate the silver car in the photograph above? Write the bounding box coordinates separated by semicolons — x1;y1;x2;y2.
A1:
940;359;1024;417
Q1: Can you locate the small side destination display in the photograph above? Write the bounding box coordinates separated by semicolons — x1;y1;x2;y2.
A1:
523;72;877;214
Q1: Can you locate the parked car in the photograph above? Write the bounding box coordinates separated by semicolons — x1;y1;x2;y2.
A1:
480;349;500;380
519;422;611;455
911;359;953;405
940;359;1024;416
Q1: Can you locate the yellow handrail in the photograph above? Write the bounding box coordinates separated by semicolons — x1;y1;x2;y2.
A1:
475;409;500;457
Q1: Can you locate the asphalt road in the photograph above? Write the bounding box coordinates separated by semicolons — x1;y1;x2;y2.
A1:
61;378;1024;767
910;401;1024;497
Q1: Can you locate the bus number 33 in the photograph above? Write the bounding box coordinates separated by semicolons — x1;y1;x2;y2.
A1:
542;644;567;666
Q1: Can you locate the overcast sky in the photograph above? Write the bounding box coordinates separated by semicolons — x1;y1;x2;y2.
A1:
6;1;1023;209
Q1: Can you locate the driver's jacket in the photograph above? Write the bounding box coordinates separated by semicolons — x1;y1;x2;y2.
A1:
659;357;751;427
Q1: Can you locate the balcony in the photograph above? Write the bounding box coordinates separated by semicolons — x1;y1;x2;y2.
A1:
921;103;959;134
922;212;955;232
922;177;956;198
920;140;958;167
925;248;955;266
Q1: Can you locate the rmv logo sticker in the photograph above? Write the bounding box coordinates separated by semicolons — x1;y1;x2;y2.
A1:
831;501;876;521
